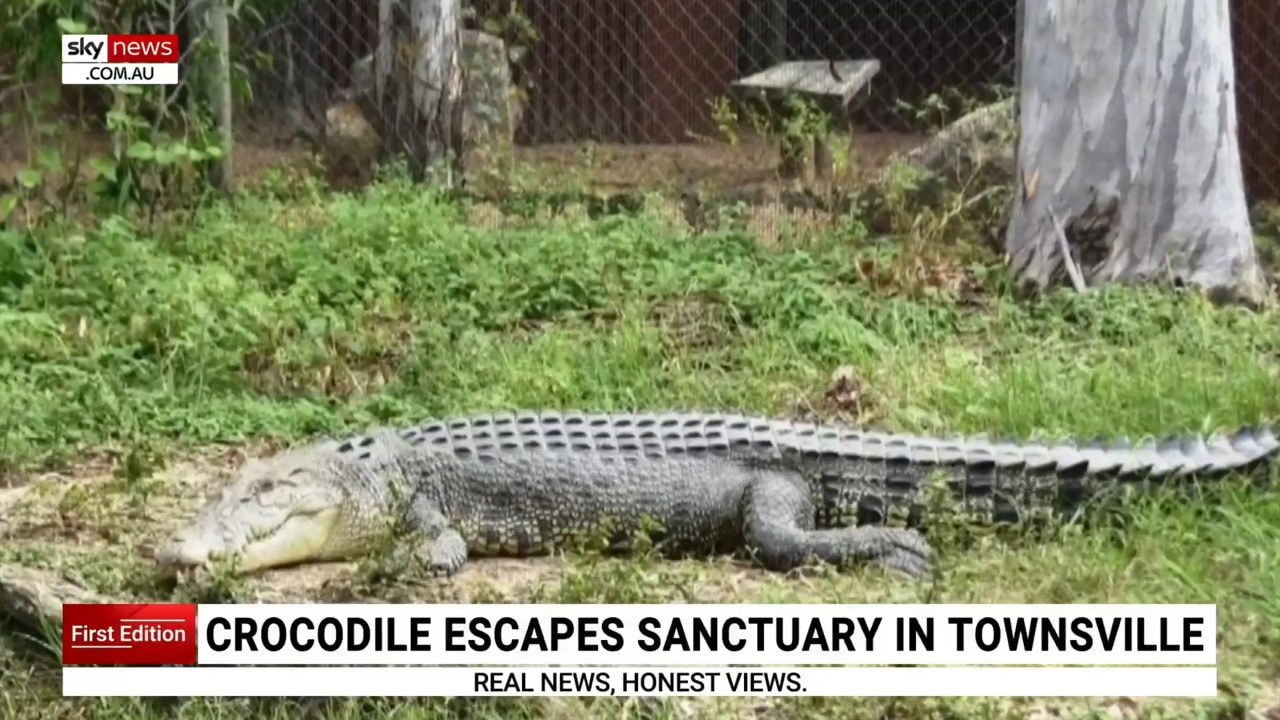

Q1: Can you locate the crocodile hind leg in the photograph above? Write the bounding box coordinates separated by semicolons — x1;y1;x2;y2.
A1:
742;470;933;578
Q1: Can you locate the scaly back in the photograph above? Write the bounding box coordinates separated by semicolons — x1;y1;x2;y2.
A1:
359;410;1280;480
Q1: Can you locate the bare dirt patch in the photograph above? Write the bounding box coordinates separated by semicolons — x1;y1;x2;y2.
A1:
1;445;1274;719
0;447;828;607
488;130;926;193
1;126;925;202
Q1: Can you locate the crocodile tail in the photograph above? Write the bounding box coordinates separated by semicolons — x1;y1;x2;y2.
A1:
818;422;1280;527
987;422;1280;480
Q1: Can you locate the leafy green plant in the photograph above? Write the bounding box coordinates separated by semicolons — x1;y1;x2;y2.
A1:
780;94;832;148
88;92;227;221
717;93;836;179
474;0;540;72
0;5;233;229
708;94;741;146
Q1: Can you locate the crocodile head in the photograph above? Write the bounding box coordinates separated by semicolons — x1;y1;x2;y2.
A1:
155;447;379;573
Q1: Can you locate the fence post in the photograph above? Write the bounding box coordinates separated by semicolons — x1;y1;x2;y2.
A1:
1014;0;1024;96
191;0;235;193
767;0;788;65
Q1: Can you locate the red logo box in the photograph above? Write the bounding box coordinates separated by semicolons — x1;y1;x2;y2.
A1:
63;603;197;666
106;34;180;63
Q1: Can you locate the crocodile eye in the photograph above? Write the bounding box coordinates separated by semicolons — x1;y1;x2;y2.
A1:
259;476;298;494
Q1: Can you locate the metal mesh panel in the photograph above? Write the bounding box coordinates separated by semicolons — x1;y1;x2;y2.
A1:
2;0;1278;206
1233;0;1280;204
228;0;1279;203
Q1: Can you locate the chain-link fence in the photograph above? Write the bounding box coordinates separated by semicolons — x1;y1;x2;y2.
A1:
229;0;1021;198
232;0;1280;206
1233;0;1280;207
3;0;1280;220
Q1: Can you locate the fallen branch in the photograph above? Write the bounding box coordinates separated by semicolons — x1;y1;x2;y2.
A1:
1048;205;1089;293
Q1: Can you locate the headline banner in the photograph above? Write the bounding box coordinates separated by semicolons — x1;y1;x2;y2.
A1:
63;602;1217;667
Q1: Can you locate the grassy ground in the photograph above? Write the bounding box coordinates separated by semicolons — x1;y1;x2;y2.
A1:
2;172;1280;718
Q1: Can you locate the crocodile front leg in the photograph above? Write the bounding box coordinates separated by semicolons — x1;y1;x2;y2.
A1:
399;493;470;577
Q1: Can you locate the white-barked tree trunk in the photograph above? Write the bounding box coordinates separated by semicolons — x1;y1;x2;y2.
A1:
1006;0;1267;304
374;0;466;183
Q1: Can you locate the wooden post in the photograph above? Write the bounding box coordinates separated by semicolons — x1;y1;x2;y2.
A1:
1013;0;1024;88
766;0;788;65
373;0;465;184
777;131;806;180
192;0;234;193
813;135;832;184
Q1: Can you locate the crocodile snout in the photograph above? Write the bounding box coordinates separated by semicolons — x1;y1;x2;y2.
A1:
154;532;216;569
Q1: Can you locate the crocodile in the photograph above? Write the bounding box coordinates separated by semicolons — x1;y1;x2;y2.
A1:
155;410;1280;580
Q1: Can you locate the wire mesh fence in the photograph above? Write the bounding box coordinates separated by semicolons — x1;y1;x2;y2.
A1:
1233;0;1280;207
230;0;1280;208
2;0;1279;219
228;0;1022;196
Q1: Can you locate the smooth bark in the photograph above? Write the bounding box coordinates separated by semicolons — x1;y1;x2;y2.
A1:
1006;0;1266;304
373;0;466;183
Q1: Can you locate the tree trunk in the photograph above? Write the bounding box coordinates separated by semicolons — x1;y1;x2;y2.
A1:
1006;0;1267;305
373;0;466;184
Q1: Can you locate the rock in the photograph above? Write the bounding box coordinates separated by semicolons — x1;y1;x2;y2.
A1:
881;96;1017;186
323;96;381;190
345;30;520;151
458;29;521;148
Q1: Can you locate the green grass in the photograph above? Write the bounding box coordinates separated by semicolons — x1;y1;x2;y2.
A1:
2;175;1280;718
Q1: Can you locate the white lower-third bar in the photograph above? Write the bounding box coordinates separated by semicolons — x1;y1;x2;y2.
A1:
62;63;178;85
63;666;1217;698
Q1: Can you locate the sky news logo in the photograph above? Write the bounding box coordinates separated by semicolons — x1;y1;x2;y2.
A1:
61;34;180;86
